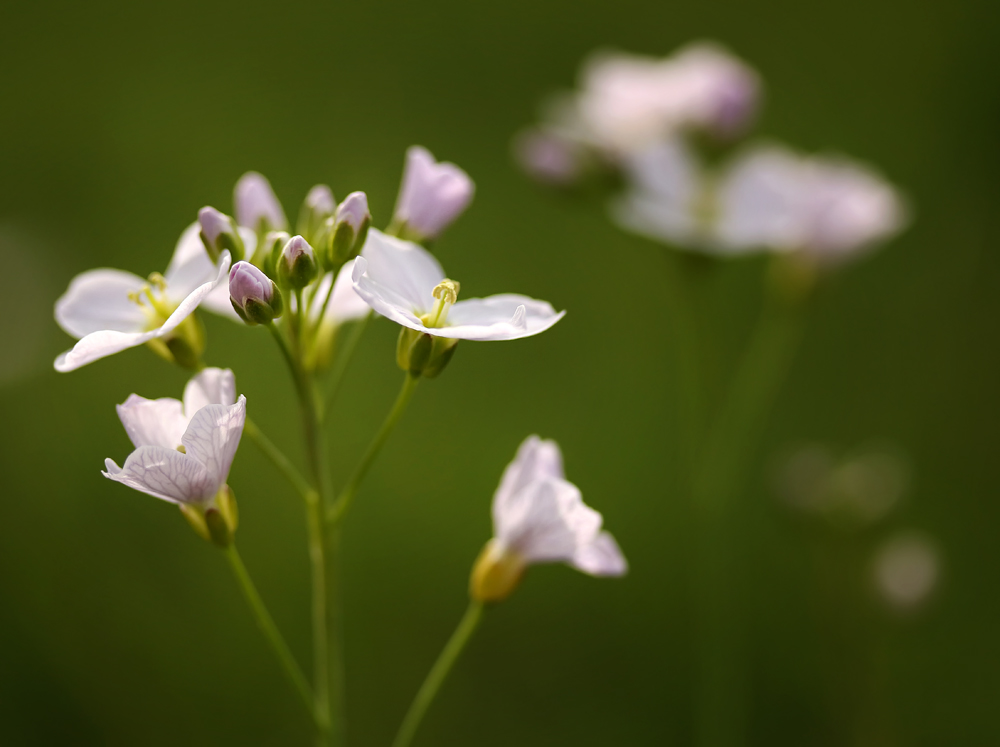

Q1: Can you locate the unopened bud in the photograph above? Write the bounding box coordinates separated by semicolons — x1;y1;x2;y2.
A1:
198;206;245;262
329;191;371;266
297;184;336;246
234;171;288;234
396;326;459;378
278;235;318;290
250;230;290;279
391;146;474;242
230;261;283;325
470;539;526;603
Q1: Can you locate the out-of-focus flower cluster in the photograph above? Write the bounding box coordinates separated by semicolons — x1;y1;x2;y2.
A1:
516;41;907;270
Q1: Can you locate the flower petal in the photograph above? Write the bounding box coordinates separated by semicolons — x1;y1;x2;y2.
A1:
180;395;246;488
54;269;148;338
494;435;565;510
357;228;444;311
495;478;602;564
439;295;565;340
102;449;215;505
157;251;232;338
116;394;187;449
570;531;628;576
235;172;288;232
183;368;236;415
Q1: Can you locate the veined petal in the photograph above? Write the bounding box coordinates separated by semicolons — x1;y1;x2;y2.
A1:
102;448;215;505
570;531;628;576
494;435;565;511
495;478;603;564
116;394;187;449
54;269;148;338
357;229;444;311
183;368;236;415
181;395;246;488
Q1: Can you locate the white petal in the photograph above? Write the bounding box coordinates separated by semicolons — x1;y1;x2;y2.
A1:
55;328;164;372
181;395;246;488
570;531;628;576
308;262;371;326
183;368;236;415
116;395;187;449
438;295;565;340
102;448;215;505
157;251;232;337
54;269;148;338
495;478;602;564
356;228;445;311
163;223;216;298
494;435;565;510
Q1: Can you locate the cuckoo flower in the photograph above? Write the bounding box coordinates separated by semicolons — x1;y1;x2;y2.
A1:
714;145;906;263
54;224;233;372
471;436;627;602
304;259;370;370
351;229;564;341
391;146;474;241
103;368;245;514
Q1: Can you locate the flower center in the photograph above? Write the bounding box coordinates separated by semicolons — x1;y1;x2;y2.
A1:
420;278;460;328
127;272;176;328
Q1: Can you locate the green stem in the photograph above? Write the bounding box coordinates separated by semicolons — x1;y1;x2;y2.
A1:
392;602;484;747
328;372;419;526
691;296;806;747
244;416;312;503
322;313;371;422
224;545;316;723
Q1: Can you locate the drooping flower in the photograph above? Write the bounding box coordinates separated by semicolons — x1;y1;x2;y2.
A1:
470;435;627;602
54;224;234;372
391;146;474;241
351;229;564;342
103;367;245;508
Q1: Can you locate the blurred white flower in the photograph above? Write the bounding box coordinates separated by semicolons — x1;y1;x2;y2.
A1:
352;229;564;341
558;42;759;154
873;532;940;610
471;436;627;602
392;146;474;241
103;368;246;507
714;145;906;263
54;225;233;372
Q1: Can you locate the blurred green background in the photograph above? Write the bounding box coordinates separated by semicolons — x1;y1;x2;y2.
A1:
1;0;998;744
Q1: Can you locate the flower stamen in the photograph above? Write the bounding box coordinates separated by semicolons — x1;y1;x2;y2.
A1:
422;278;461;328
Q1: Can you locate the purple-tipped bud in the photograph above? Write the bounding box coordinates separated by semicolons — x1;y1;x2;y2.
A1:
229;261;283;325
234;172;288;234
198;206;245;262
297;184;336;245
391;146;475;241
329;191;372;265
278;235;318;290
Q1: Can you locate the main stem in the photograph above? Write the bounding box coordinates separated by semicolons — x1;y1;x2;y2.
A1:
328;372;419;525
392;602;484;747
691;296;806;747
224;545;316;723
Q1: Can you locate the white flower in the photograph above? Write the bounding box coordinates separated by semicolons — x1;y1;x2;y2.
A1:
392;146;475;240
610;138;713;249
714;145;906;263
54;224;235;372
351;229;564;341
565;42;759;154
471;436;626;602
103;368;245;506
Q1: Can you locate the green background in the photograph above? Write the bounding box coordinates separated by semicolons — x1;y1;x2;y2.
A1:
1;0;998;744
